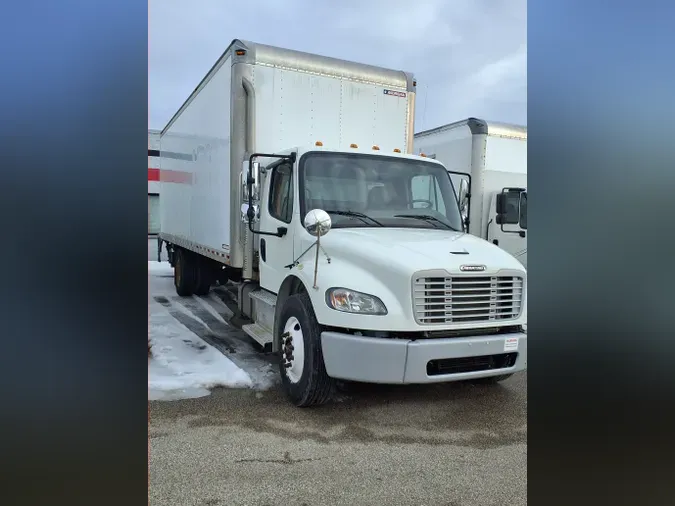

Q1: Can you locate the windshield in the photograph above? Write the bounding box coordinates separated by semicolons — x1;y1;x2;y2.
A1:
299;152;463;231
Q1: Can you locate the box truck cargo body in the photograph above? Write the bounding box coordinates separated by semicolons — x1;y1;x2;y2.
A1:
158;41;527;407
414;119;527;267
159;41;415;270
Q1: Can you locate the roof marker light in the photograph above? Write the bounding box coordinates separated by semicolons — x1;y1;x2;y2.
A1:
315;141;323;146
372;145;380;150
350;143;358;148
393;148;401;153
420;153;427;157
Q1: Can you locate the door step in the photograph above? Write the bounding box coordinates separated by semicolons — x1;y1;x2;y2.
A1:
249;289;277;307
242;323;273;352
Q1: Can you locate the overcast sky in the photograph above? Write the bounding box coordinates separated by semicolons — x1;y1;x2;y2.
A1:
149;0;526;132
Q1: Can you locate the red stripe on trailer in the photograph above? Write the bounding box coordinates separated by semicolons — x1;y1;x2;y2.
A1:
160;169;193;184
147;168;193;184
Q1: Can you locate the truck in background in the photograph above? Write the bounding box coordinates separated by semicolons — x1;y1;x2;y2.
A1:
414;118;527;268
158;40;527;407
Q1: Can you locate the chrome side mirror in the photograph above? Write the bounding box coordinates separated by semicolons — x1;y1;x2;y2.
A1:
304;209;332;236
241;203;259;223
242;160;261;201
241;169;248;200
250;161;260;200
458;178;469;218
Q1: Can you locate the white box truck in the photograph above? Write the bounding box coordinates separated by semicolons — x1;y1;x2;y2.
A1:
414;119;527;267
158;40;527;407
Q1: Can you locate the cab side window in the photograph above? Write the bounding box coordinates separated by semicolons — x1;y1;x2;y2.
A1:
269;164;293;223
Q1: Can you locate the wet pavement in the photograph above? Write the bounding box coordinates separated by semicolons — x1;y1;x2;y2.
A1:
150;373;527;506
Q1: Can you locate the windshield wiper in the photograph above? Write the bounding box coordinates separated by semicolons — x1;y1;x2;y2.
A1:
394;214;459;231
324;210;384;227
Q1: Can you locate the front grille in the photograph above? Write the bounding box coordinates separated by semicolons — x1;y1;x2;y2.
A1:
413;275;524;324
427;352;518;376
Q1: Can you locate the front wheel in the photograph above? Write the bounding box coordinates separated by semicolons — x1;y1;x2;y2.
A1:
277;292;335;407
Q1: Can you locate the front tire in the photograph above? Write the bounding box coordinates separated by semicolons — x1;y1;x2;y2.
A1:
277;292;335;407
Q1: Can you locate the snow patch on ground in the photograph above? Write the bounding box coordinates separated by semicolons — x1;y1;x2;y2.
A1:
148;260;174;277
148;309;253;400
148;261;261;401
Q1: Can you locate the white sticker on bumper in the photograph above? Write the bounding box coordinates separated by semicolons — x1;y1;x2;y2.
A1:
504;337;519;352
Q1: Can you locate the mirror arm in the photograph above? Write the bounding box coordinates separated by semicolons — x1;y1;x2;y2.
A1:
247;212;286;237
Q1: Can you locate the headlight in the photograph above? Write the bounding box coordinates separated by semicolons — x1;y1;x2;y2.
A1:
325;288;387;315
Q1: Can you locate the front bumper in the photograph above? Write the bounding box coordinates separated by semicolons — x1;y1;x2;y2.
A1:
320;331;527;384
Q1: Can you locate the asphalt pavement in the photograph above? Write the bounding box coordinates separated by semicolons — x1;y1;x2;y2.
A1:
149;373;527;506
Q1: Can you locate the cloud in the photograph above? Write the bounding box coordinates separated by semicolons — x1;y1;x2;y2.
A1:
333;0;463;47
149;0;526;131
418;44;527;127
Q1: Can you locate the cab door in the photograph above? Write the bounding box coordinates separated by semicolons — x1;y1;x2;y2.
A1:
258;162;295;293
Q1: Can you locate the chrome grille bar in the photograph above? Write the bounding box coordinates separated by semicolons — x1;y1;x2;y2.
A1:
413;275;524;324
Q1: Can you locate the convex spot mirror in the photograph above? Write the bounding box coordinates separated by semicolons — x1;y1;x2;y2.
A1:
304;209;332;237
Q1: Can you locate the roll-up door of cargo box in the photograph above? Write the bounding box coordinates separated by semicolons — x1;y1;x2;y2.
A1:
148;194;160;235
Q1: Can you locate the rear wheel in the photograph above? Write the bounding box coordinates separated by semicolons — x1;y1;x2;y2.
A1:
174;248;195;296
277;292;335;407
193;258;212;296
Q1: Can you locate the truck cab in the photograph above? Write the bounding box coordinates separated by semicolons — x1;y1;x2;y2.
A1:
243;144;527;406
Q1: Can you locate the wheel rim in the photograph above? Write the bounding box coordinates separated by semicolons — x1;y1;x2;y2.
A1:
282;316;304;384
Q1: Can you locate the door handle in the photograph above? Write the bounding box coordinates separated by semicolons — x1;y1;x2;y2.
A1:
260;239;266;262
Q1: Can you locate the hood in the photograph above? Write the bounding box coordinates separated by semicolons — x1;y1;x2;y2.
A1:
317;227;525;275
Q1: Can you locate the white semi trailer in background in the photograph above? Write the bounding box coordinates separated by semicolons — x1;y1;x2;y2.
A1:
414;119;527;267
158;40;527;407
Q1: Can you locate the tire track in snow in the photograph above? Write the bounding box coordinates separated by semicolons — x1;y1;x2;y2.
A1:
153;295;277;389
